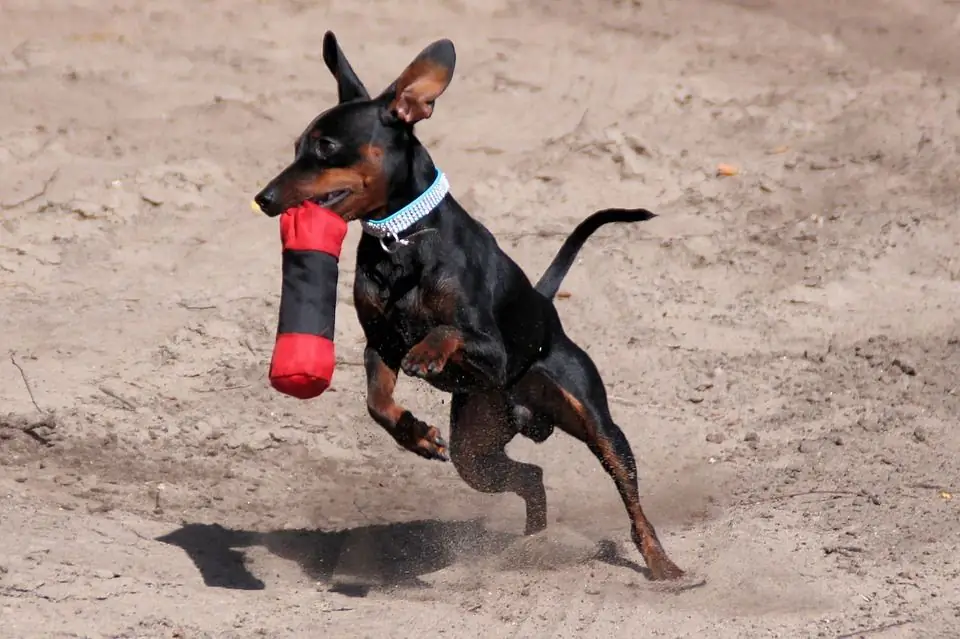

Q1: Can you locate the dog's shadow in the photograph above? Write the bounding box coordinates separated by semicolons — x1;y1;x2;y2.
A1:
157;519;651;596
157;519;513;596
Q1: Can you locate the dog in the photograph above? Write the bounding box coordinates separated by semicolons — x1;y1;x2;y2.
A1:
254;32;685;581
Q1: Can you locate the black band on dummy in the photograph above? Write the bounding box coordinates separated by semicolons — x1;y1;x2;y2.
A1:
277;250;340;339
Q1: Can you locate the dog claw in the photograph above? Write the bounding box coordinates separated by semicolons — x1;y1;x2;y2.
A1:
402;421;449;462
401;347;448;379
401;361;424;378
428;434;449;462
416;443;448;462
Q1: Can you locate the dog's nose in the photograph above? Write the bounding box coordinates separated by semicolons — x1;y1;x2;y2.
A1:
254;188;277;215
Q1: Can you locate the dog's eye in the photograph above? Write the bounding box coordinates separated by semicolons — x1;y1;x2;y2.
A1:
314;137;338;157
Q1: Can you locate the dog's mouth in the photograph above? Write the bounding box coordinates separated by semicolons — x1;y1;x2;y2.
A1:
311;189;351;209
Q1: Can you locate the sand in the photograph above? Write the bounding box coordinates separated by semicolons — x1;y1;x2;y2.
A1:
2;0;959;636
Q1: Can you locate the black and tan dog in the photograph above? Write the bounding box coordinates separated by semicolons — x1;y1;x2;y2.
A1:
254;32;684;580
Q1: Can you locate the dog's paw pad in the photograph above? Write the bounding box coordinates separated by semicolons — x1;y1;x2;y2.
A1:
401;346;448;378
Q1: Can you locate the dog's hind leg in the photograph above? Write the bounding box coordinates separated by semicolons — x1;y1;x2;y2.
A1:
511;336;685;581
448;391;548;535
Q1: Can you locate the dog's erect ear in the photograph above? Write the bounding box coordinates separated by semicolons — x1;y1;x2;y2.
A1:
322;31;370;103
383;39;456;125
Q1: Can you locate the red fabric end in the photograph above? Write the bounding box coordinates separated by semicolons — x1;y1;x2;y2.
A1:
269;333;336;400
279;201;349;257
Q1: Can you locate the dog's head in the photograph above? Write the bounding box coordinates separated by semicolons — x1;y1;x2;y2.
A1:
253;32;456;220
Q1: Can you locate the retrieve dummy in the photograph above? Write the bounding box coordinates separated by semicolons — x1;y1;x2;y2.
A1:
268;201;348;399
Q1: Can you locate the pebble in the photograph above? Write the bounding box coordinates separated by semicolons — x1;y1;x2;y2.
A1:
705;433;725;444
93;569;119;580
892;358;917;376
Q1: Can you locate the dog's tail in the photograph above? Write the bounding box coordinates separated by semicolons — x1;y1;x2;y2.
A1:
534;208;657;299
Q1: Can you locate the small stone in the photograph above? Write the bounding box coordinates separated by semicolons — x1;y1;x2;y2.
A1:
705;433;725;444
892;358;917;376
744;432;759;442
912;426;928;443
832;436;844;446
93;569;119;580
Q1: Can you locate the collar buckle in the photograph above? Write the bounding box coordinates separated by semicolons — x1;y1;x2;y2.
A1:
379;232;410;254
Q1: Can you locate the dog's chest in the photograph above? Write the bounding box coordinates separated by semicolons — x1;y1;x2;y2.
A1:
353;268;448;347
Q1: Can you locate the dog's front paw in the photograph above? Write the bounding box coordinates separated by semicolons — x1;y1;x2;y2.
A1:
401;342;450;378
410;424;449;462
396;413;449;461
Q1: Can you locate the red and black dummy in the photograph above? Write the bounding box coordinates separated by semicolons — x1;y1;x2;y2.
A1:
268;201;348;399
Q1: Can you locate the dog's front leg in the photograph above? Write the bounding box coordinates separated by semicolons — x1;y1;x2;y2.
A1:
364;345;448;461
400;325;507;389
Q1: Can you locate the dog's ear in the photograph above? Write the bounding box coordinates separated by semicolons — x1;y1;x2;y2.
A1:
322;31;370;103
382;39;456;125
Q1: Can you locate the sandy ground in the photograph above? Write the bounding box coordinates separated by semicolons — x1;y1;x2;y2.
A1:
2;0;960;636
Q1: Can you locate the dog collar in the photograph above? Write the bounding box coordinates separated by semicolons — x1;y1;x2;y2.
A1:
361;169;449;244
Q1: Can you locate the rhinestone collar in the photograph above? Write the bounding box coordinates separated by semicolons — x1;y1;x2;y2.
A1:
360;169;449;242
